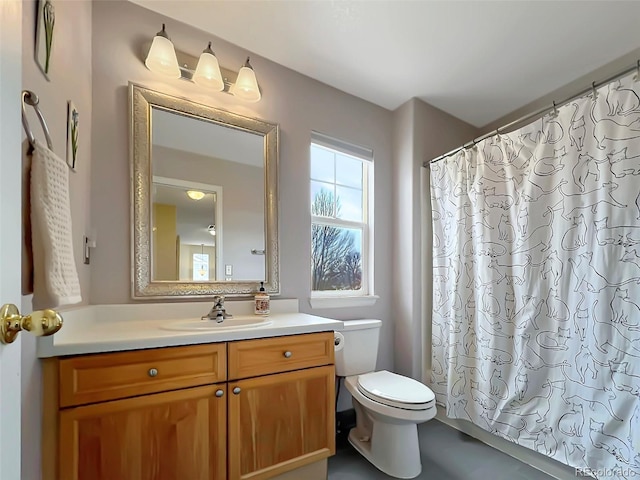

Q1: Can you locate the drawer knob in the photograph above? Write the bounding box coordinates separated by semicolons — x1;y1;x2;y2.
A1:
215;389;224;398
233;387;241;395
283;351;292;358
148;368;158;377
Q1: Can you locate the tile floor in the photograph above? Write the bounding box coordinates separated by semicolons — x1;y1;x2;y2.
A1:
328;420;555;480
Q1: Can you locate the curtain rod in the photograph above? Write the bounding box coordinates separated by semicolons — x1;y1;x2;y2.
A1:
424;60;640;167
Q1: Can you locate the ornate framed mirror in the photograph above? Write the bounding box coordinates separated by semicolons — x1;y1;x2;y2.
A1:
129;84;279;298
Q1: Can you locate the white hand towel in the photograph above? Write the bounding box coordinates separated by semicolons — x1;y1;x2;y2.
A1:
31;139;82;309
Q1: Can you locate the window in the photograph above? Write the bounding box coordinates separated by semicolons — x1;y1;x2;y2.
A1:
310;132;375;306
192;252;210;281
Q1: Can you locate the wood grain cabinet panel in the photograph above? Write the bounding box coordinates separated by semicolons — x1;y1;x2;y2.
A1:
228;332;334;380
228;366;335;480
59;385;227;480
59;343;227;407
46;334;337;480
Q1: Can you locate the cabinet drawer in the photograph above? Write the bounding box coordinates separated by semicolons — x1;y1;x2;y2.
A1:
228;332;334;380
59;343;227;407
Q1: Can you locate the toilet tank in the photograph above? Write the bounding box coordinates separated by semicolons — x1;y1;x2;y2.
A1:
335;319;382;377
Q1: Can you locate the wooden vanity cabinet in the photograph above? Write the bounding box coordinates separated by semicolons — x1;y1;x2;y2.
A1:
59;384;227;480
228;333;335;479
43;332;335;480
49;343;228;480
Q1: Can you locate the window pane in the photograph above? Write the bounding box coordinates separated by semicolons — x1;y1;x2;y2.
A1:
193;253;209;281
336;185;363;222
310;144;335;183
311;224;362;291
311;181;335;217
336;154;363;189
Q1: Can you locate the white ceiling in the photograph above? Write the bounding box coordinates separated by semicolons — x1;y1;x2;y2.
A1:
132;1;640;127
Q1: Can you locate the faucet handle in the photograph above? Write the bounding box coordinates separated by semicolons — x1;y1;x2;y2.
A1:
212;295;225;306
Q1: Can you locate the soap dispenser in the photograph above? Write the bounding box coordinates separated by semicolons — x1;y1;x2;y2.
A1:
254;281;270;315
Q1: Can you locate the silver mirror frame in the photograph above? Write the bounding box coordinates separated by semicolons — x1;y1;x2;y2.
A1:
129;83;279;299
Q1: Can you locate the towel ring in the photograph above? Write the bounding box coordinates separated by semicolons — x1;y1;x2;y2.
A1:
21;90;53;151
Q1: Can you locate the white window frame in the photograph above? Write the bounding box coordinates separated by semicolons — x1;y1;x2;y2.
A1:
309;132;378;308
192;252;210;281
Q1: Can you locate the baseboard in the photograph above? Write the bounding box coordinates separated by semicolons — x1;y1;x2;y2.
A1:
435;409;580;480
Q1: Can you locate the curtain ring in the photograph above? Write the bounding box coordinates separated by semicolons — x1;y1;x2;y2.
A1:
552;101;559;117
591;81;598;101
635;60;640;82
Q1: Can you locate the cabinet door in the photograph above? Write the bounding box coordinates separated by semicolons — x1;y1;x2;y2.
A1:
228;365;335;480
59;385;226;480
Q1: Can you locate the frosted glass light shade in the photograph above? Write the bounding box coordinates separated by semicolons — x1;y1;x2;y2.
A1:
193;47;224;91
145;26;180;78
231;57;261;102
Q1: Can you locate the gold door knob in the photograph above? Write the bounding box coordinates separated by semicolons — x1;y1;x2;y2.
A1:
0;304;63;344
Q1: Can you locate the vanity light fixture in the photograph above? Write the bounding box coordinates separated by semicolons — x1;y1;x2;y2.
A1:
144;25;261;101
192;42;224;91
186;190;205;200
144;24;181;78
229;57;261;102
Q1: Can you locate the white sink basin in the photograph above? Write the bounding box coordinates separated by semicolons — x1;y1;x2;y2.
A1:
160;316;272;331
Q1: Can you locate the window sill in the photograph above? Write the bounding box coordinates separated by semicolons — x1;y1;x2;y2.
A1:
308;295;379;309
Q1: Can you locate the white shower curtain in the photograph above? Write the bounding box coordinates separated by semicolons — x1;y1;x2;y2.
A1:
430;71;640;479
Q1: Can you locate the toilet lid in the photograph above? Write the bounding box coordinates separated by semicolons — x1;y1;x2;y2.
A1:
357;370;435;409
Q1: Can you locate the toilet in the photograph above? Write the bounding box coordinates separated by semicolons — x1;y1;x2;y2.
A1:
336;319;436;479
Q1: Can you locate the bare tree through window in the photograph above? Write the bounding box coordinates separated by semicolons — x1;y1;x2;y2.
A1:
311;189;362;290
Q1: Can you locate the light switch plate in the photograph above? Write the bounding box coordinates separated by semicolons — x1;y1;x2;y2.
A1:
225;264;233;276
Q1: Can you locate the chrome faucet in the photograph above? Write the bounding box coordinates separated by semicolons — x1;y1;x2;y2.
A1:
202;295;233;323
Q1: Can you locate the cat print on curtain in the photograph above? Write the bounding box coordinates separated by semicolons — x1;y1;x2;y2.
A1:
430;71;640;479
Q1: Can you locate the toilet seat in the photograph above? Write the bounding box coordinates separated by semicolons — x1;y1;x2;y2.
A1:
357;370;435;411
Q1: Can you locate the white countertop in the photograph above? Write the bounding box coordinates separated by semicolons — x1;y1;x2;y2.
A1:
36;299;344;358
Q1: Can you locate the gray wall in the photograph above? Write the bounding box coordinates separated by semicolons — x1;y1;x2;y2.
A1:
19;1;634;476
392;99;479;380
21;1;93;479
22;0;93;303
88;0;481;400
482;47;640;134
89;0;396;373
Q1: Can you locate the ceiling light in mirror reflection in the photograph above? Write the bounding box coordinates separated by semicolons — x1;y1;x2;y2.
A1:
186;190;205;200
153;181;220;281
